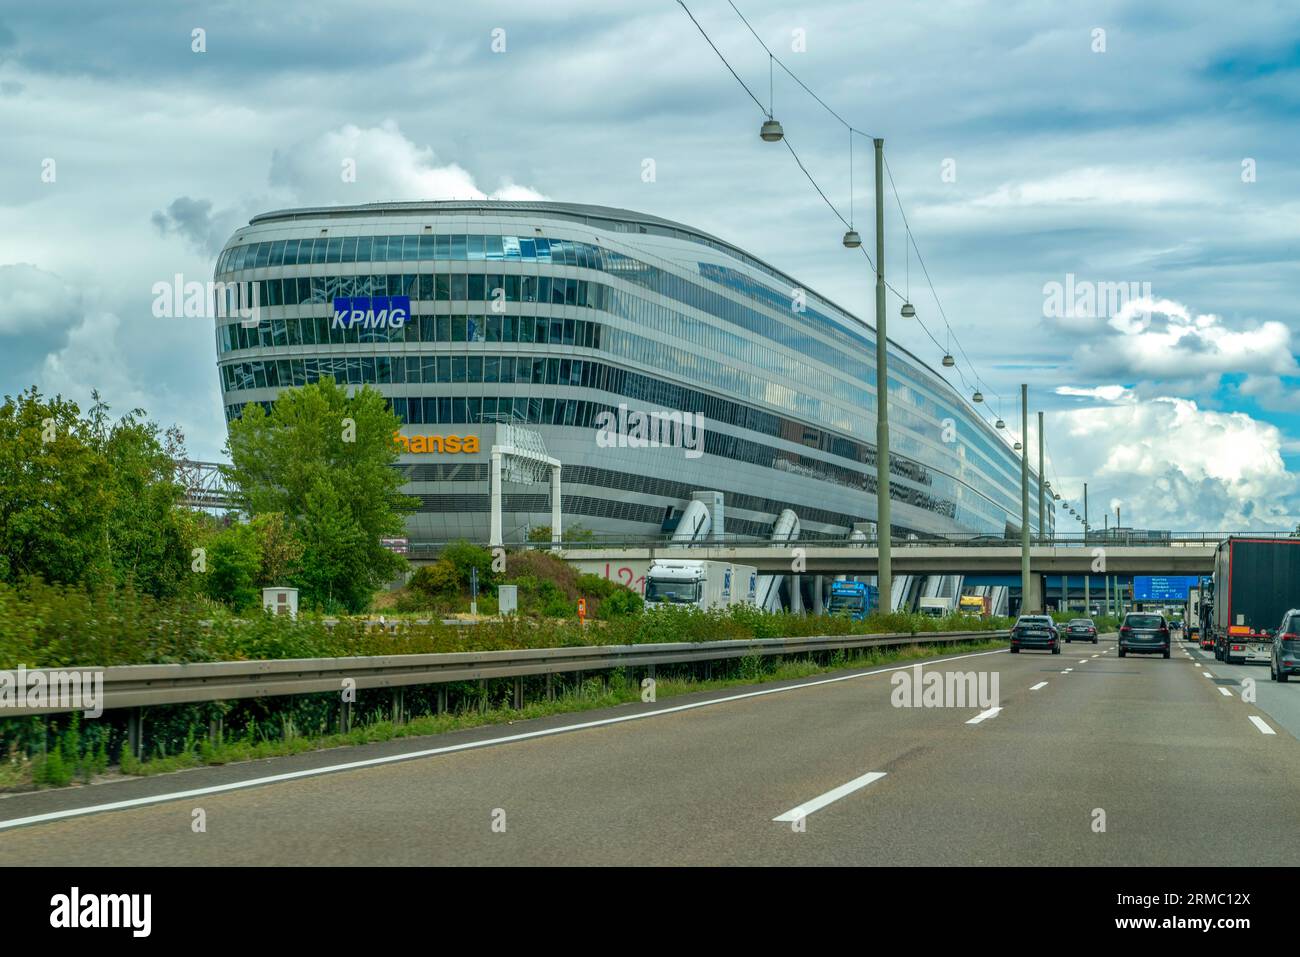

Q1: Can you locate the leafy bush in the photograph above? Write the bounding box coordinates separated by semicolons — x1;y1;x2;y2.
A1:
596;588;643;619
409;560;460;598
439;541;496;590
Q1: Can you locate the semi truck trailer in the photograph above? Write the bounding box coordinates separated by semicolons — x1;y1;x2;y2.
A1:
1211;537;1300;664
643;560;758;611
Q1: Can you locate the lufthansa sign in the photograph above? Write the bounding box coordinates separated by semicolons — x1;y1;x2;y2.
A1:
332;296;410;330
393;432;481;454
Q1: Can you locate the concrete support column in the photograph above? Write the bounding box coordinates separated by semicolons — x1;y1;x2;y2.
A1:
550;464;562;551
812;575;824;614
489;449;504;547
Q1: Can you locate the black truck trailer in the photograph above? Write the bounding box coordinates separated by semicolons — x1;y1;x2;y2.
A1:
1211;537;1300;664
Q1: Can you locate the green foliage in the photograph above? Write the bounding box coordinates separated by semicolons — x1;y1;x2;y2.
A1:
438;541;495;590
204;522;262;611
0;387;194;596
576;574;616;599
409;560;461;599
596;587;643;619
224;379;416;613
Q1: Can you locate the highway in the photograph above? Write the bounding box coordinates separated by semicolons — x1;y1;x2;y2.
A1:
1;635;1297;866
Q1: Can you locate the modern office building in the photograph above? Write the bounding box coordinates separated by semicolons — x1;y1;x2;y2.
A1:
213;201;1052;558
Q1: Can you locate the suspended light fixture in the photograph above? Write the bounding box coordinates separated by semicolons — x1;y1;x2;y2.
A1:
900;302;916;318
899;223;916;318
995;418;1005;429
973;390;984;403
842;130;861;248
759;56;783;142
1014;441;1022;451
942;353;955;367
1054;493;1060;501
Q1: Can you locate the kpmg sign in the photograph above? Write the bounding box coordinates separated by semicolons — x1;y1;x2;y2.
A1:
332;296;410;330
1133;575;1197;602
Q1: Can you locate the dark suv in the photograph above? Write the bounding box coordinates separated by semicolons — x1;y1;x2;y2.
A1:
1118;612;1171;658
1064;618;1099;644
1010;615;1060;654
1269;609;1300;683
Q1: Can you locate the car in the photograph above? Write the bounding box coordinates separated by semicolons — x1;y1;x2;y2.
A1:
1063;618;1099;644
1010;614;1060;654
1118;612;1171;658
1269;609;1300;683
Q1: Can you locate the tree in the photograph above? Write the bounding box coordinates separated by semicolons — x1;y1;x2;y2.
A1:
0;388;114;587
224;380;417;612
0;387;195;596
204;523;262;611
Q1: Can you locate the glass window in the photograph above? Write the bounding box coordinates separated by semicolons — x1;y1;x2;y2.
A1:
485;356;499;382
451;234;467;260
309;239;326;264
341;237;358;262
282;239;300;265
451;316;467;342
484;235;504;261
369;236;387;261
325;237;343;263
535;237;551;261
418;274;432;300
403;236;420;261
450;274;467;300
437;316;451;341
468;274;485;301
418;234;434;259
435;274;450;301
353;236;371;262
452;398;467;423
467;356;482;382
435;234;450;259
423;357;437;383
467;234;484;261
438;356;452;382
254;243;272;268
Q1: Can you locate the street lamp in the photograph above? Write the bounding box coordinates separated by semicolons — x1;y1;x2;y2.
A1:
900;302;916;318
842;229;862;248
760;118;784;142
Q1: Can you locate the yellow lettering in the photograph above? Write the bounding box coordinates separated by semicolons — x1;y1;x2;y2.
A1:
392;431;410;451
411;435;427;454
428;435;444;453
445;435;461;453
464;435;480;453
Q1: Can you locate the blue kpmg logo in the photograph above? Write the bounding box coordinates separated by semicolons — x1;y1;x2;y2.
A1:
332;296;410;330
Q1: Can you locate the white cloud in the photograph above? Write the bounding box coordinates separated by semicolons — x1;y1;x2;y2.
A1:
1049;396;1299;530
268;120;547;206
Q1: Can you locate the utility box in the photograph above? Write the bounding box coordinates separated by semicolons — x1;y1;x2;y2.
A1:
498;584;518;616
262;587;299;619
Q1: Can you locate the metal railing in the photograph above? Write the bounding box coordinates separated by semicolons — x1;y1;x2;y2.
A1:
404;532;1286;556
6;629;1006;717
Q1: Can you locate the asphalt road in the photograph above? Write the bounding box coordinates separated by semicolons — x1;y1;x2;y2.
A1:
1;635;1297;866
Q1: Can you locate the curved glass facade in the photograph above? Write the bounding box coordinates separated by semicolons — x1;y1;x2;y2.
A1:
214;201;1053;544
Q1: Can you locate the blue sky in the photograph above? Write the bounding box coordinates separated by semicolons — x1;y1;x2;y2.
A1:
1;0;1298;531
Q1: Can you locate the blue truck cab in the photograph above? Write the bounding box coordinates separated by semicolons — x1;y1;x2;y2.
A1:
827;580;879;620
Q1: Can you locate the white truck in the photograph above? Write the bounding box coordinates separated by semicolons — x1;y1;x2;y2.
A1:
643;560;757;611
918;596;954;618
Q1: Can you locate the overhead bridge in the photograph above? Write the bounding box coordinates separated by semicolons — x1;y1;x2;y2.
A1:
554;543;1216;576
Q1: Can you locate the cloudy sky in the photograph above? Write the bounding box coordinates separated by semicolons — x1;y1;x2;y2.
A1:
2;0;1298;532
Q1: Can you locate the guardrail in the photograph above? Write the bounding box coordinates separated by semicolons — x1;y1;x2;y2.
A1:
5;629;1007;718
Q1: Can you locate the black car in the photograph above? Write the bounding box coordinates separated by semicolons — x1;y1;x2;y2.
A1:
1118;612;1170;658
1269;609;1300;683
1064;618;1099;644
1010;615;1060;654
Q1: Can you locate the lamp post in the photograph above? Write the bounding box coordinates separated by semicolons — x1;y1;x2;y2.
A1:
1037;411;1045;546
1083;482;1089;615
873;137;892;611
1020;383;1031;612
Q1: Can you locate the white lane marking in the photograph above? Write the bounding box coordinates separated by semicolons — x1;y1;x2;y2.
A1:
1078;659;1088;664
1218;688;1233;697
1248;716;1277;736
773;771;887;822
1062;668;1074;673
1202;672;1214;678
1030;681;1048;691
966;707;1003;725
1091;654;1100;658
0;646;1010;832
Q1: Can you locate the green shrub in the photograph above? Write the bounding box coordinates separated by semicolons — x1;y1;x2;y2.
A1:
596;588;643;619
